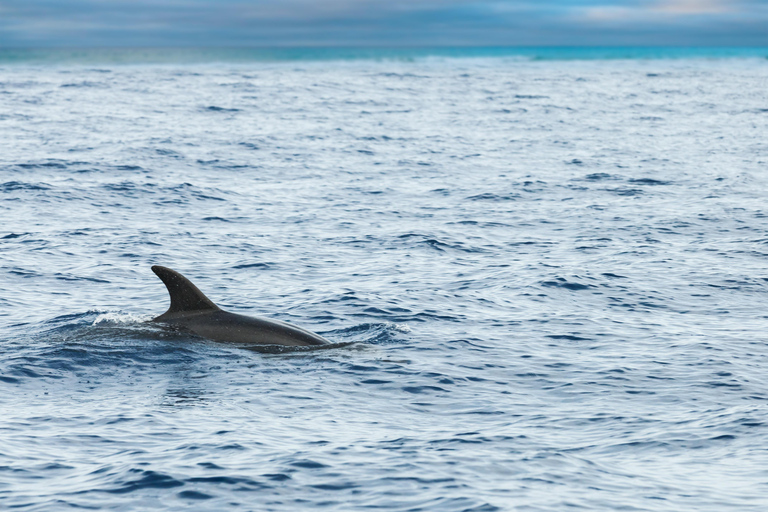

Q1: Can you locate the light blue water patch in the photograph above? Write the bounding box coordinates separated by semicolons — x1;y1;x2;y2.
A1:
1;57;768;511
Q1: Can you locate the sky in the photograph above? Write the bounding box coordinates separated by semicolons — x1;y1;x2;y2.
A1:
0;0;766;48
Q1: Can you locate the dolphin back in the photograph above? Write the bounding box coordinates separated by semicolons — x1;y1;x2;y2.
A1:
150;266;330;347
184;310;330;347
152;265;220;320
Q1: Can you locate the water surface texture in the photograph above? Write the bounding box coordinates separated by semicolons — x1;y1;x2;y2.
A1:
2;55;768;510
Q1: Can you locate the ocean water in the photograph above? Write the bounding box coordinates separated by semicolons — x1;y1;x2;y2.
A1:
1;51;768;511
1;46;767;66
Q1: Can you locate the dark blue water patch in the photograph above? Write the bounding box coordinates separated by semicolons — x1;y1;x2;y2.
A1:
204;106;241;112
54;273;110;284
466;193;521;201
605;187;644;196
60;81;107;88
39;463;75;471
540;278;594;291
144;182;231;205
215;443;247;451
328;322;400;342
1;181;51;192
8;267;43;278
232;262;272;270
165;182;227;201
629;178;672;186
360;379;393;385
263;473;292;481
372;72;429;79
178;490;213;500
546;334;591;341
396;233;488;253
0;466;29;473
155;148;184;158
402;385;448;394
186;475;266;489
41;311;102;329
2;232;28;239
290;460;327;469
311;481;358;491
16;161;69;169
102;181;154;196
705;381;742;389
580;173;618;181
198;462;225;470
15;313;205;370
103;470;184;494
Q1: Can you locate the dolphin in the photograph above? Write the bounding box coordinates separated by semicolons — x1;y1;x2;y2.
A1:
151;265;330;347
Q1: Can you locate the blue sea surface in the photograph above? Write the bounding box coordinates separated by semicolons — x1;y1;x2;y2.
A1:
1;52;768;510
0;46;766;65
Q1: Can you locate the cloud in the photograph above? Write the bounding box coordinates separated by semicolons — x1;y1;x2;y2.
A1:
0;0;766;47
578;0;744;22
652;0;732;15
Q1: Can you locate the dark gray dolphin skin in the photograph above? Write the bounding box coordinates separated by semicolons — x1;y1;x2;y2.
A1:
151;265;330;347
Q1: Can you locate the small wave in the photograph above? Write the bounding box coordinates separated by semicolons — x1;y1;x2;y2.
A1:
104;470;183;494
466;193;521;201
17;161;69;169
628;178;672;186
42;311;105;328
546;334;590;341
605;187;644;196
60;81;107;88
204;106;241;112
329;322;410;344
178;490;213;500
1;181;51;192
54;273;110;284
92;311;151;326
373;72;428;79
402;385;448;394
231;262;272;269
396;233;487;253
102;181;149;194
540;278;594;291
580;173;619;181
186;475;265;488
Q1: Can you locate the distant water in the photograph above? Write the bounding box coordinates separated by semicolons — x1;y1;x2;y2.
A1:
1;46;767;65
2;52;768;511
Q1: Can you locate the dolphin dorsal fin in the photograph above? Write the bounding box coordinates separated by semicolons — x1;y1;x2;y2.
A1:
152;266;220;317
